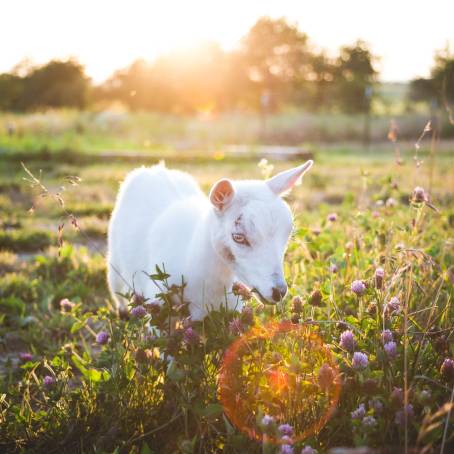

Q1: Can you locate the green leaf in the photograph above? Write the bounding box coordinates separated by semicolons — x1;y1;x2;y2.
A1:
198;403;223;419
70;319;87;334
87;368;102;382
140;442;153;454
167;361;185;382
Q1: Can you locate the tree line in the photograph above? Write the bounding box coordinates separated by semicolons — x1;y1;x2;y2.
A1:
0;17;452;115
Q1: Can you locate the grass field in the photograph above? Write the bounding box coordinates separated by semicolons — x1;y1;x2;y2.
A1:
1;121;454;453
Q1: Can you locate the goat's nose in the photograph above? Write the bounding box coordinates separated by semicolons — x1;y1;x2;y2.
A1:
271;284;288;302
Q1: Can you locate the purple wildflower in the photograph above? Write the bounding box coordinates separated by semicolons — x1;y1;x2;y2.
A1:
241;306;254;325
229;318;244;336
395;404;414;426
281;445;294;454
278;424;294;436
381;329;393;344
384;341;397;359
183;327;200;346
301;447;318;454
369;399;383;415
59;298;75;312
390;387;404;407
351;403;366;420
318;363;335;390
375;267;384;289
232;281;252;300
386;197;397;208
292;296;304;313
261;414;274;427
131;305;147;318
385;296;401;315
327;213;337;222
413;186;427;203
372;210;380;218
362;415;377;428
441;358;454;381
96;331;110;345
19;352;33;362
330;263;338;273
352;352;368;369
43;375;56;388
281;435;293;444
340;330;356;352
351;280;366;296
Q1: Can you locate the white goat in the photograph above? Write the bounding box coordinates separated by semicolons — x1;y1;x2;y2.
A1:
107;160;313;320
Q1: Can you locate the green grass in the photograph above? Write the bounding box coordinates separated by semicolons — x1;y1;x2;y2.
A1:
1;110;454;157
0;142;453;453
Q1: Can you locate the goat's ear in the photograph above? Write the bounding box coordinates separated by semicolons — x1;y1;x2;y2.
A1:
209;179;235;211
267;160;313;196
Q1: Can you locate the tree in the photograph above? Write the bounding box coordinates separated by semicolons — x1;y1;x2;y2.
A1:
334;40;378;114
240;17;312;109
0;74;24;111
18;60;90;110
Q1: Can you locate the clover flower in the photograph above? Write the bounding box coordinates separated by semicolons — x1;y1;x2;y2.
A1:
240;306;254;325
412;186;427;203
19;352;33;362
43;375;56;388
280;445;294;454
352;352;368;369
384;341;397;359
351;280;366;296
132;293;145;305
340;330;356;352
318;363;335;390
59;298;75;312
374;267;384;289
229;318;244;336
301;446;318;454
372;210;380;218
183;327;200;346
395;404;414;426
327;213;337;222
390;387;404;407
291;296;304;313
385;296;401;315
330;263;338;273
309;290;323;307
381;329;393;344
96;331;110;345
369;399;383;415
131;305;147;318
441;358;454;381
386;197;397;207
278;424;294;436
362;415;377;428
232;282;252;300
351;403;366;420
261;414;274;427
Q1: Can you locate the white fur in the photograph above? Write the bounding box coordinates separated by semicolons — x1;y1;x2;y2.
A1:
107;161;313;320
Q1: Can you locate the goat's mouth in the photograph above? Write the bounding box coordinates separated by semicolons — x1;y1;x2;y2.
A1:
251;287;275;305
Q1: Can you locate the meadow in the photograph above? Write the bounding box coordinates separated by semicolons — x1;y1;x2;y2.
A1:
0;112;454;453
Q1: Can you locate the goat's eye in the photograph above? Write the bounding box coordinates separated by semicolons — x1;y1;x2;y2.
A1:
232;233;250;246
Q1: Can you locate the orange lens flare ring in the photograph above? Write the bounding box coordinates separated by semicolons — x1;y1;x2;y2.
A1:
218;321;341;444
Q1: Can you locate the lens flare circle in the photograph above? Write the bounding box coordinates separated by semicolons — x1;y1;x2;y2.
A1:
219;321;340;444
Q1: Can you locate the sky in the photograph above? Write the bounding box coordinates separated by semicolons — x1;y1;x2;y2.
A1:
2;0;453;83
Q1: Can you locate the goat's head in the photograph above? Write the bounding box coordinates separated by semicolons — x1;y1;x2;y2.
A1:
209;160;313;304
